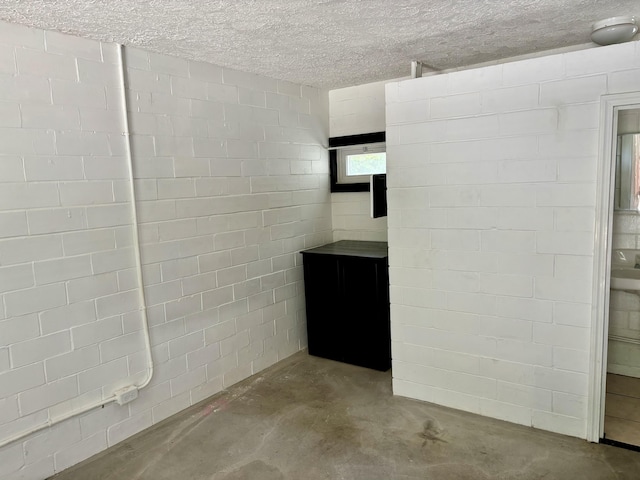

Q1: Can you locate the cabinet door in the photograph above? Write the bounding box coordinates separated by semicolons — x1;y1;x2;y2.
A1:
340;256;390;370
302;254;344;362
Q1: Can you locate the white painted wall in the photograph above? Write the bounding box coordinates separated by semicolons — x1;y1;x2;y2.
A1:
386;40;640;439
329;80;387;137
0;20;331;479
331;192;387;242
329;80;388;242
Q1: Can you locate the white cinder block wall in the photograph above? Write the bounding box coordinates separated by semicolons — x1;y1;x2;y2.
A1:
386;40;640;439
0;23;145;480
330;80;387;137
0;21;331;479
329;81;388;242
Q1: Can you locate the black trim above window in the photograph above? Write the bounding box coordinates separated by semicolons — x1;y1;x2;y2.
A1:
329;131;386;148
329;132;386;193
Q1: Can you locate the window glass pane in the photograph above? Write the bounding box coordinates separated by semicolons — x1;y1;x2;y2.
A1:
345;152;386;176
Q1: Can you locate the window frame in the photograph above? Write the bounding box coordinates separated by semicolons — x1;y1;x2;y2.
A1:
329;132;386;193
337;144;386;184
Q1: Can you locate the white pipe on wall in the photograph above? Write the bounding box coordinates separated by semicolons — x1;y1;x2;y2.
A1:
117;41;154;391
0;43;154;450
117;42;154;391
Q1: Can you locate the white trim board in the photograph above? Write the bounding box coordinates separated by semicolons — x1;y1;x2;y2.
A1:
588;92;640;443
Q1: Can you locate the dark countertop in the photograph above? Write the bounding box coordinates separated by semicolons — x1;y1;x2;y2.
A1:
301;240;388;259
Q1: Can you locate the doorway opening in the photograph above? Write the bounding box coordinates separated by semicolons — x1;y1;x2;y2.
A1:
604;108;640;448
589;93;640;449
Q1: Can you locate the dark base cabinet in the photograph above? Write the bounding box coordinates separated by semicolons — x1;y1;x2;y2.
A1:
301;241;391;371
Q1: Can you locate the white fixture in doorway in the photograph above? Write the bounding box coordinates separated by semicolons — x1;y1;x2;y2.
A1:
588;91;640;443
610;268;640;292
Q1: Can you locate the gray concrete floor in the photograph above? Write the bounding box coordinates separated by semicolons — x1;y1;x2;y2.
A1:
52;351;640;480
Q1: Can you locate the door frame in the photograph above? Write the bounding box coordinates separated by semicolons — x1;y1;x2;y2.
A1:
587;92;640;442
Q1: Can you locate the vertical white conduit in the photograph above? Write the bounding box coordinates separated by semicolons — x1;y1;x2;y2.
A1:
115;43;154;391
0;44;154;449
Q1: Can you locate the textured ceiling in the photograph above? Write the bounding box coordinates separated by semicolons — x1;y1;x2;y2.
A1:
0;1;639;89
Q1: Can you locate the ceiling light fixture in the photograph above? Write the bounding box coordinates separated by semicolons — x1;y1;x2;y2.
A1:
591;16;638;46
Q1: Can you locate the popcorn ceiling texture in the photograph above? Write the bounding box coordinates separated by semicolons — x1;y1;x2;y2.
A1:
1;0;638;88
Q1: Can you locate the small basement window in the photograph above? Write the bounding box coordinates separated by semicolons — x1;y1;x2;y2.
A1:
337;144;386;184
329;132;386;193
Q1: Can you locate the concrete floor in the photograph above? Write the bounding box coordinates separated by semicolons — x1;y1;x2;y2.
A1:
51;352;640;480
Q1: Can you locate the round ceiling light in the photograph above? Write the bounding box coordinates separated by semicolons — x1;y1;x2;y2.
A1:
591;16;638;46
